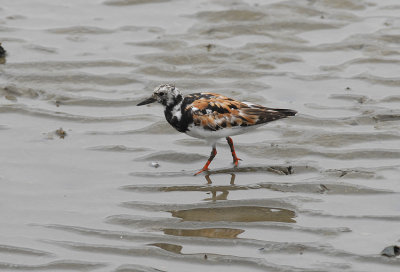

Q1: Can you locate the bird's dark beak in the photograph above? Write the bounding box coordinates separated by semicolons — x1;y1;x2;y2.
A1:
137;96;156;106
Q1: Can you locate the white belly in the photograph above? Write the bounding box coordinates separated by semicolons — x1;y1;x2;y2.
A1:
185;123;265;141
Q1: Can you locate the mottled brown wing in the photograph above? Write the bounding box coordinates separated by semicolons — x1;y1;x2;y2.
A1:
185;93;296;131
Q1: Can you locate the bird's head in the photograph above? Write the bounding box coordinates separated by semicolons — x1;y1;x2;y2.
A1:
137;84;182;107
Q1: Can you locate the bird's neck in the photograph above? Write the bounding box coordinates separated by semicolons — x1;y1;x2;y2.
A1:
164;94;187;132
165;94;182;112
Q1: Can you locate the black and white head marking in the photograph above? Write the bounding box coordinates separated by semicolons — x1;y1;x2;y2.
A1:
137;83;182;107
153;83;182;107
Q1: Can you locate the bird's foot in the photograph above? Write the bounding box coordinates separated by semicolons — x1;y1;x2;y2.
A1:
232;157;242;167
194;167;210;176
195;146;217;176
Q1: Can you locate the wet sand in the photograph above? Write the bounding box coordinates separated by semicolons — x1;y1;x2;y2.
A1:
1;0;400;271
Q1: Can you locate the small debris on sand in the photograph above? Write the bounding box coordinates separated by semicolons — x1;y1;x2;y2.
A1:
206;44;215;52
55;128;67;139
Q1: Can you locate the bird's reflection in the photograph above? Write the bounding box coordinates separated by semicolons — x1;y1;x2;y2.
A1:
205;173;235;185
203;173;235;202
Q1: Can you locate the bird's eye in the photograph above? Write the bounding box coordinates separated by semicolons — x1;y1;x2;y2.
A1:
159;92;165;96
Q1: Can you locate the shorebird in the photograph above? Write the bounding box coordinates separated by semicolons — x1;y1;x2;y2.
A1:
137;84;297;175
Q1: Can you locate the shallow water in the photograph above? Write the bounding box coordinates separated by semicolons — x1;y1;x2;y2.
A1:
1;0;400;271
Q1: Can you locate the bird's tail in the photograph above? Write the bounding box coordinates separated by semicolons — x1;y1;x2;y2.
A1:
273;108;297;117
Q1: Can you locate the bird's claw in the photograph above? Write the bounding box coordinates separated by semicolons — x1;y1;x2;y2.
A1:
233;158;242;167
194;168;210;176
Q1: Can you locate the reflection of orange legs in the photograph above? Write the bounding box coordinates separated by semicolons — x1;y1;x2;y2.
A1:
226;137;241;167
205;173;236;185
230;173;236;185
194;145;217;175
203;174;235;201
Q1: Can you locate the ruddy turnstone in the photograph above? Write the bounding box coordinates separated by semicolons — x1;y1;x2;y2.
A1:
137;84;297;175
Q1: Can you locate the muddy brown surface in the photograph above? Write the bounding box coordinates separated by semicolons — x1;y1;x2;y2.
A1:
1;0;400;271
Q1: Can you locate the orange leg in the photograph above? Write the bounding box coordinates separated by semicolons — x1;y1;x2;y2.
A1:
226;137;241;167
194;145;217;175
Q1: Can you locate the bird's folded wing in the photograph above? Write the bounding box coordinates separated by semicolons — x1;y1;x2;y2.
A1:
184;93;291;131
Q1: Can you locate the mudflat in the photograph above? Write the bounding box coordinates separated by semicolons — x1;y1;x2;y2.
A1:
0;0;399;271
